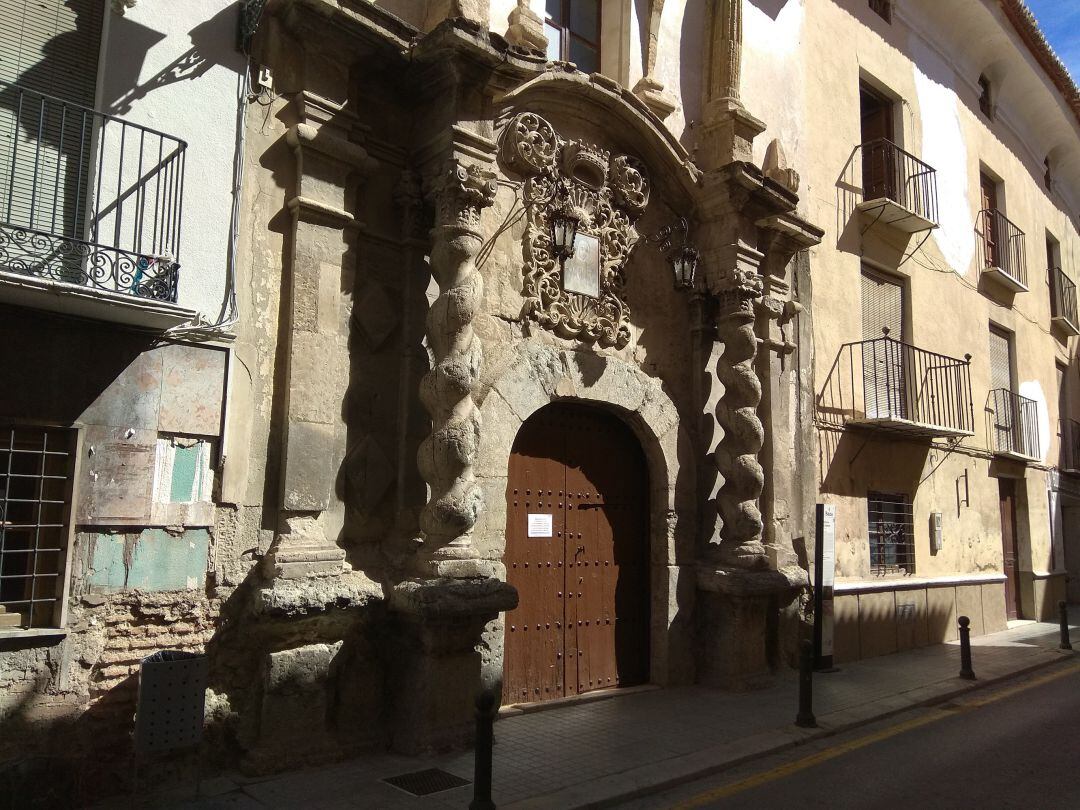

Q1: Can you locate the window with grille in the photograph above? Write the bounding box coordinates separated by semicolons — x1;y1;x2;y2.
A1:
545;0;601;75
869;0;892;23
0;425;77;631
867;492;915;575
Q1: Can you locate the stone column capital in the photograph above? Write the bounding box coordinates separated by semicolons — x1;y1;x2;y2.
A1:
703;242;764;303
430;159;498;233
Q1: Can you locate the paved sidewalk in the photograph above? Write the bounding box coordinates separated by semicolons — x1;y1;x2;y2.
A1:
162;618;1078;810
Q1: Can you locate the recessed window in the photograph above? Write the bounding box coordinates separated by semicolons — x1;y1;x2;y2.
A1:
869;0;892;23
545;0;601;75
0;425;77;630
867;492;915;575
978;75;993;118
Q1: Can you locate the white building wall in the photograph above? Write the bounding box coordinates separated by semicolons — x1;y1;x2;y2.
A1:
97;1;246;319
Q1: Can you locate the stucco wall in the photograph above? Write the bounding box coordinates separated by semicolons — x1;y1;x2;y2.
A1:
97;1;246;319
738;0;1079;636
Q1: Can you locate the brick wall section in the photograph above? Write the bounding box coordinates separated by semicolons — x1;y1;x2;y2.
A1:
0;591;220;802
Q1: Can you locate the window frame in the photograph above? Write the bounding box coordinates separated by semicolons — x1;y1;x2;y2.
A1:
869;0;893;24
545;0;603;74
866;491;916;576
0;422;81;635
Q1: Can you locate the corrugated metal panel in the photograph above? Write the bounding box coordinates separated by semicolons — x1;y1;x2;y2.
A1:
989;326;1013;392
861;269;904;340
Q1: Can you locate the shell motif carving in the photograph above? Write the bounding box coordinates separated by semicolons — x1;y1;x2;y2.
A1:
499;112;650;349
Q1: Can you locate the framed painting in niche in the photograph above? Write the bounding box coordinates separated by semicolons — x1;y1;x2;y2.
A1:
562;233;600;298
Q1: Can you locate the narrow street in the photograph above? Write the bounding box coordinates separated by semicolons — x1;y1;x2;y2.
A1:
622;662;1080;810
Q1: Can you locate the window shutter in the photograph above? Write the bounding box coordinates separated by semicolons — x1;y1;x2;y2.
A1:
0;0;103;105
988;327;1012;392
861;270;904;340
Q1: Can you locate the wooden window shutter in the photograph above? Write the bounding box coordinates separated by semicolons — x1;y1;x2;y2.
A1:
988;327;1013;393
861;269;904;341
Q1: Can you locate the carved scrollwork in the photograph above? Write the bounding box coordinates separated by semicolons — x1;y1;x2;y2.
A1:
498;112;558;176
499;112;650;349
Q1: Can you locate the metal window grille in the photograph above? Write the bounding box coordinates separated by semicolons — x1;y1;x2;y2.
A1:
867;492;915;576
0;425;77;630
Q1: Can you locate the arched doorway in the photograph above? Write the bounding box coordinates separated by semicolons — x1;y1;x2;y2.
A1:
502;402;650;706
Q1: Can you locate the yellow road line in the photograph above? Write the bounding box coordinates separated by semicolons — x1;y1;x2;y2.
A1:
674;662;1080;809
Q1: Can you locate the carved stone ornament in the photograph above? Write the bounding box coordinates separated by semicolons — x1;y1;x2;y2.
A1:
499;112;650;349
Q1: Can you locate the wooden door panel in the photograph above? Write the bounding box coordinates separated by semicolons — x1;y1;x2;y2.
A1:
504;404;649;705
998;478;1020;621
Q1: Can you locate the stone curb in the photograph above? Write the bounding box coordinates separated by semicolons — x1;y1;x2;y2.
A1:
505;649;1076;810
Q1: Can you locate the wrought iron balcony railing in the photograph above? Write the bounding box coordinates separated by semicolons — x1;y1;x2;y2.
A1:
818;331;974;438
987;388;1040;460
1060;418;1080;473
0;81;185;303
1049;266;1080;336
858;138;939;232
977;208;1027;292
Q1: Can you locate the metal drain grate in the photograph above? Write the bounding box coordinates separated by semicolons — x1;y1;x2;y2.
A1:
382;768;471;796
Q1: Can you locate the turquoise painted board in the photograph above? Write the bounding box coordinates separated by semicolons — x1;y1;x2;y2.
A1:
88;529;209;591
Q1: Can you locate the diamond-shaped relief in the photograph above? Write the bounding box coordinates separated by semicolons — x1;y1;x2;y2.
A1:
353;282;399;349
344;435;395;513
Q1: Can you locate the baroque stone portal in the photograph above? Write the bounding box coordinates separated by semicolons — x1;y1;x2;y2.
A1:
499;112;649;349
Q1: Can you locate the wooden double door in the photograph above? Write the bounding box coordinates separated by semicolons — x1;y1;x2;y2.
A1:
502;403;650;706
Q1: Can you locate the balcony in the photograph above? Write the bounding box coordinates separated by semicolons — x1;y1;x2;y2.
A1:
1060;419;1080;473
0;81;191;327
987;389;1040;461
818;331;975;439
1049;266;1080;336
977;209;1027;293
856;138;939;233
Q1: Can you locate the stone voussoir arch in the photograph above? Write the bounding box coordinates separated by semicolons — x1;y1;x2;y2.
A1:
473;341;697;686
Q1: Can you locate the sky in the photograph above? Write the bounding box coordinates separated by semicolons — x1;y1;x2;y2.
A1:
1024;0;1080;81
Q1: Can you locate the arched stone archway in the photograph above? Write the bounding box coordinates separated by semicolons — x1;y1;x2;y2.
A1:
473;342;697;687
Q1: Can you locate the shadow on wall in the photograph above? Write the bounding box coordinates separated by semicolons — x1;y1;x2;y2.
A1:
677;0;705;149
101;4;246;117
817;427;928;495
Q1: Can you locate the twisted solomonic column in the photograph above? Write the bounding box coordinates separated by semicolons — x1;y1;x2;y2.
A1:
418;160;497;562
707;244;767;568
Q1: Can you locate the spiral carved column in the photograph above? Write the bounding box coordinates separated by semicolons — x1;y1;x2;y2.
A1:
714;293;766;567
417;160;497;565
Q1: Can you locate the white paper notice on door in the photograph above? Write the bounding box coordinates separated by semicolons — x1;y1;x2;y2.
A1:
527;513;553;538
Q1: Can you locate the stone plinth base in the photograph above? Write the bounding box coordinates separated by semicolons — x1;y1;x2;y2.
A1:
696;566;806;689
388;577;517;753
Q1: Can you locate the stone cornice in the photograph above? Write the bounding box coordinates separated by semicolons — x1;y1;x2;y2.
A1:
286;123;379;174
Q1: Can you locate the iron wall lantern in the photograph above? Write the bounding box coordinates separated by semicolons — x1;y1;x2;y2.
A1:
645;217;698;290
550;205;580;262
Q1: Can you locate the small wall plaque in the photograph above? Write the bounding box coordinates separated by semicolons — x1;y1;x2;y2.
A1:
527;513;553;537
562;233;600;298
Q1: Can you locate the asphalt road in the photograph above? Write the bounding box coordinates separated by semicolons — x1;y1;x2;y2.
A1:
621;662;1080;810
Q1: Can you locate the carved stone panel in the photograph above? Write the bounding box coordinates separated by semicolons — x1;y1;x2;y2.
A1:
499;113;649;349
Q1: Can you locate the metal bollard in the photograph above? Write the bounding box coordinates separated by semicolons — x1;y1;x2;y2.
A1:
470;690;497;810
958;615;975;680
1059;601;1073;651
795;638;817;728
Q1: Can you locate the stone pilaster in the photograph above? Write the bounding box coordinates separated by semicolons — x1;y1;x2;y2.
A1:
632;0;678;120
416;160;497;572
263;93;379;580
505;0;547;53
698;0;765;168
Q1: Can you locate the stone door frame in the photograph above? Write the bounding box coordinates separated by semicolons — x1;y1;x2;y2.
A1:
475;343;697;687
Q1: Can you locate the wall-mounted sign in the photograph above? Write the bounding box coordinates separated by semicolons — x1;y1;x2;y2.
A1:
562;232;600;298
527;513;553;538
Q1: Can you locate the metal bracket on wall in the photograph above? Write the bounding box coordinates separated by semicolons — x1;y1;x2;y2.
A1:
956;468;970;512
238;0;268;53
